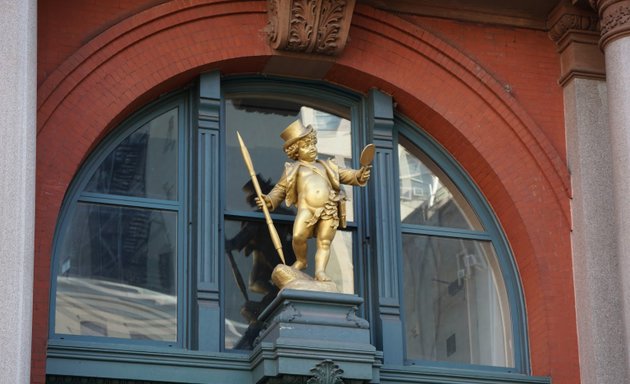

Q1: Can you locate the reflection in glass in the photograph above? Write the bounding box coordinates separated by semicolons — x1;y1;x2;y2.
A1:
225;99;354;221
55;203;177;341
85;108;179;200
224;219;294;351
398;138;482;230
224;219;354;350
402;235;513;367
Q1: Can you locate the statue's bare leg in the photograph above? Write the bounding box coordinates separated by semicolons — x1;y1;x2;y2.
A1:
314;220;336;281
291;209;313;270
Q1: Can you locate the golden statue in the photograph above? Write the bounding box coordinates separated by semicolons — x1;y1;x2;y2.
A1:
237;120;373;292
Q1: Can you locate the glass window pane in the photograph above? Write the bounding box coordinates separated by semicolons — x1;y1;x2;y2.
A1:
398;137;482;230
402;234;514;367
54;203;177;341
223;219;354;350
225;98;355;222
85;108;179;200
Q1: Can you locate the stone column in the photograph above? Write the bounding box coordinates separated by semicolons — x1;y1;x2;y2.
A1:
591;0;630;377
0;0;36;383
548;1;629;383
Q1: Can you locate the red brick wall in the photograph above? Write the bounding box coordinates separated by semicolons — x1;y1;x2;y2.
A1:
35;1;577;383
407;15;567;161
37;0;163;85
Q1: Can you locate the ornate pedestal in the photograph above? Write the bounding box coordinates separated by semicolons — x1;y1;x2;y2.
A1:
250;289;381;384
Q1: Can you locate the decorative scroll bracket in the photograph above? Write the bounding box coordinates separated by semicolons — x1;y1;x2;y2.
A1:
266;0;356;56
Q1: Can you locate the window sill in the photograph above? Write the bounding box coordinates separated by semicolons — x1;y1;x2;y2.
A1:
48;341;551;384
47;340;251;383
380;364;550;384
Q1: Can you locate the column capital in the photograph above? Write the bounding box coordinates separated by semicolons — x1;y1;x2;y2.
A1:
590;0;630;48
548;0;605;85
549;1;599;45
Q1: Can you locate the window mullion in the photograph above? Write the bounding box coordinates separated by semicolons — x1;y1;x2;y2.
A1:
78;192;181;211
194;71;222;352
400;224;492;241
367;88;405;365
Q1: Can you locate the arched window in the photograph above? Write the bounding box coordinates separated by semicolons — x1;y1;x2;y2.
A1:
48;74;530;382
51;94;187;345
396;124;524;370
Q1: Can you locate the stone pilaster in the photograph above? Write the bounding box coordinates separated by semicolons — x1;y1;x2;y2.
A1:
0;0;36;383
549;2;629;384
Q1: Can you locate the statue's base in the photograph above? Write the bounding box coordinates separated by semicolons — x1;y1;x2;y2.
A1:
271;264;338;293
251;289;381;384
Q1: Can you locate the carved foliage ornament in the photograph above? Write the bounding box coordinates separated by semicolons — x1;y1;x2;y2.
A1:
548;13;599;43
307;360;345;384
600;4;630;36
590;0;630;47
267;0;356;55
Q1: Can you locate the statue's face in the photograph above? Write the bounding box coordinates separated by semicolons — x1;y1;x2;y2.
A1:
297;137;318;162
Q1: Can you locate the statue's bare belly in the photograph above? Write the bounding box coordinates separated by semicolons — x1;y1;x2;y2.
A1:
298;173;331;208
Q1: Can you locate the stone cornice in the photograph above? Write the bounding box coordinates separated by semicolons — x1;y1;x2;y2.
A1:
590;0;630;48
266;0;356;56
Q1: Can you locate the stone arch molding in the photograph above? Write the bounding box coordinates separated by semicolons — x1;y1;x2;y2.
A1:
36;0;574;379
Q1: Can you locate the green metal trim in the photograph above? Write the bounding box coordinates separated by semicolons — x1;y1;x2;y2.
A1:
78;192;182;211
47;376;172;384
380;365;550;384
46;340;251;384
222;75;362;119
400;223;492;240
223;209;360;230
366;89;406;367
195;71;223;352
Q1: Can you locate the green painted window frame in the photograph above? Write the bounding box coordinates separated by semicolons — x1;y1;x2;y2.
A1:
393;117;529;374
46;74;541;384
48;90;191;348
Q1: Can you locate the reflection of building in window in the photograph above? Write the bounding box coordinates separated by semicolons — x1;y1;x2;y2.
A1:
398;143;480;230
300;106;351;161
55;204;178;339
399;146;459;226
54;109;180;342
56;277;177;341
86;110;178;201
300;107;355;223
399;137;511;367
402;236;512;367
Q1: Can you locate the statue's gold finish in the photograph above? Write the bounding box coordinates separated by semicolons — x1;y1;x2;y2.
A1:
241;120;373;292
236;131;287;265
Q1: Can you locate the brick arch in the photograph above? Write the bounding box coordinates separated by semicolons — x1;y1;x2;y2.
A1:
35;1;576;383
328;8;576;381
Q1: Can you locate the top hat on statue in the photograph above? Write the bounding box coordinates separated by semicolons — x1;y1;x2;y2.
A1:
280;119;313;149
